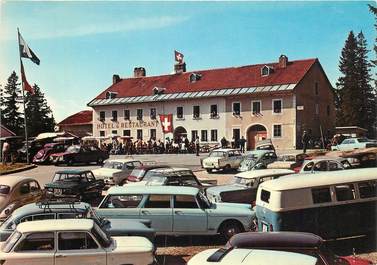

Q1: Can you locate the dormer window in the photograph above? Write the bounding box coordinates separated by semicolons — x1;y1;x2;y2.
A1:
261;65;273;76
106;91;118;99
189;73;202;83
152;87;165;95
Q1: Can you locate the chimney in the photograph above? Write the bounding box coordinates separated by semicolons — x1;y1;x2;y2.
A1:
134;67;146;78
112;74;121;84
279;55;288;68
174;62;186;74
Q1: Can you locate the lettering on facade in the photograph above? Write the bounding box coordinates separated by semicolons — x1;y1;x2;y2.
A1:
96;120;159;130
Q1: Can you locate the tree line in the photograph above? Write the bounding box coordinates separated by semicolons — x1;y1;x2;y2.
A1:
0;71;55;137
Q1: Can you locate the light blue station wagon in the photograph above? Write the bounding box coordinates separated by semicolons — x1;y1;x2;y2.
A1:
96;186;255;240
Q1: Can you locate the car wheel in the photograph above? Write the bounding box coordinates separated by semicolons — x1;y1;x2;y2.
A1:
206;169;212;173
97;157;104;165
224;164;231;172
220;221;243;241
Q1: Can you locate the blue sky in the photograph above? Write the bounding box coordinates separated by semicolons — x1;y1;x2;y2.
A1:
0;1;375;122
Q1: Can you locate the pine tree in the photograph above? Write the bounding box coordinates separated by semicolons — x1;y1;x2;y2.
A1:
368;4;377;137
1;71;24;135
25;84;55;137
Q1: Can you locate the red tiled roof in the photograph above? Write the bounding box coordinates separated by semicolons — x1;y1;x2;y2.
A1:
58;110;93;126
93;58;317;100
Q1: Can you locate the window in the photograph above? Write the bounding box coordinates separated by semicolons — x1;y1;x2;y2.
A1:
327;105;330;116
315;104;319;115
99;111;105;121
123;130;130;137
124;109;130;120
252;100;261;114
177;106;184;119
58;213;83;219
144;195;171;208
328;161;343;171
335;184;355;201
313;161;328;172
261;66;271;76
210;105;218;118
232;102;241;116
29;181;40;192
211;129;218;142
312;187;331;204
111;110;117;121
201;130;208;142
137;129;143;140
273;99;282;114
150;108;156;120
174;195;198;209
191;130;198;142
137;109;143;120
273;124;282;138
100;131;105;137
150;129;156;140
32;214;55;221
193;106;200;119
358;181;377;199
58;232;97;250
102;195;143;208
315;82;319;95
16;232;54;251
260;190;271;203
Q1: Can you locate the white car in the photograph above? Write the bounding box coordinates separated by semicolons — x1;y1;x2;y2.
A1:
201;149;243;173
331;137;377;151
0;219;154;265
299;157;352;173
187;248;319;265
92;159;143;186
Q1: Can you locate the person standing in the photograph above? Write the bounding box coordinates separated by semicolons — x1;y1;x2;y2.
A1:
220;137;227;148
302;131;310;153
239;136;247;153
195;136;200;156
2;140;10;165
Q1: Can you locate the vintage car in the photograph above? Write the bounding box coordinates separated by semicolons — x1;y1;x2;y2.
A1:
0;219;155;265
92;158;143;186
331;137;377;151
206;169;294;204
238;150;277;172
299;157;352;173
97;186;256;240
0;176;43;221
201;149;243;173
44;170;104;203
32;143;66;164
52;145;109;165
0;200;155;242
193;232;372;265
267;153;309;172
188;248;319;265
126;165;171;182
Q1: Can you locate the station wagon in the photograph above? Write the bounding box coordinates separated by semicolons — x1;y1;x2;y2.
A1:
201;149;243;173
97;186;255;240
299;157;352;173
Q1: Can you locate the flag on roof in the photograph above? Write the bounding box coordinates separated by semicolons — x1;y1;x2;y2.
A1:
174;50;184;63
20;61;35;95
18;31;40;65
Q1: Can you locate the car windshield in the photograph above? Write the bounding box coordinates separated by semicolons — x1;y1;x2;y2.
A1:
53;173;82;182
103;161;124;170
146;176;165;185
209;151;226;157
2;231;21;253
232;177;255;186
66;146;80;153
129;169;145;178
0;185;10;195
91;223;112;248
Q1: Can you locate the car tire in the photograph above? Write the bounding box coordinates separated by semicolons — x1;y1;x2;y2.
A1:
206;169;212;173
224;164;231;172
220;221;243;241
97;157;104;165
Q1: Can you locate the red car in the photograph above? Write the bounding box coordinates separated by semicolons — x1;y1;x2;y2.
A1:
32;143;66;164
51;145;109;166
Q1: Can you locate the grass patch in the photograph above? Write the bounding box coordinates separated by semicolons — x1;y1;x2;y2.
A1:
0;163;29;173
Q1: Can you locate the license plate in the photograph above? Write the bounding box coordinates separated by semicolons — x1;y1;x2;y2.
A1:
54;189;62;195
262;223;268;232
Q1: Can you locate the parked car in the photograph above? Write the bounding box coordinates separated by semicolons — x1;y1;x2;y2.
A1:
200;232;372;265
201;149;243;173
32;143;66;164
0;219;155;265
238;150;277;172
331;138;377;151
0;176;43;221
44;170;104;203
255;139;275;151
126;164;171;182
206;169;294;204
188;248;319;265
299;157;352;173
92;158;143;186
267;153;309;173
52;145;109;165
97;186;255;240
0;200;155;242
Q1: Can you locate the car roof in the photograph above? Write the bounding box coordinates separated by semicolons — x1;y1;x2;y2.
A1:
149;167;191;173
105;158;140;163
17;219;94;233
260;168;376;191
137;165;170;170
107;185;199;196
227;232;323;249
304;156;348;162
235;169;295;179
211;148;239;152
55;169;93;174
0;176;38;187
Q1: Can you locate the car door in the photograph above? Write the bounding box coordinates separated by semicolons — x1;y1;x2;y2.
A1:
84;172;102;196
96;194;143;220
173;195;207;233
55;231;106;265
140;194;173;233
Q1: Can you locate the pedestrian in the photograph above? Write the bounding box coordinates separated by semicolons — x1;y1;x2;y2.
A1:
195;136;200;156
239;136;247;153
302;130;310;153
220;137;227;148
2;140;10;165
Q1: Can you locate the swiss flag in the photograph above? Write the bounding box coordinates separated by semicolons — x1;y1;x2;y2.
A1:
174;50;184;63
159;114;173;133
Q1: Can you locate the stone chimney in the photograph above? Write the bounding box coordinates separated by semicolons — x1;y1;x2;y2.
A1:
134;67;146;78
112;74;121;84
279;55;288;68
174;62;186;74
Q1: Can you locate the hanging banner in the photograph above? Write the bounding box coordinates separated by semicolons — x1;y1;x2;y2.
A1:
159;114;173;133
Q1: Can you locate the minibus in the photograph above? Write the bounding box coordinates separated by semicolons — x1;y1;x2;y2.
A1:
256;168;376;239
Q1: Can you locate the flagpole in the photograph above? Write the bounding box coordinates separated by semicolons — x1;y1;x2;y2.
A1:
17;28;30;164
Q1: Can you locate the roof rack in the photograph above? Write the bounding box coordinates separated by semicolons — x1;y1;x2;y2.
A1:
37;198;82;212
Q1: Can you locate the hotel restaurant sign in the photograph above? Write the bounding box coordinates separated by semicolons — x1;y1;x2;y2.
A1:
96;120;159;130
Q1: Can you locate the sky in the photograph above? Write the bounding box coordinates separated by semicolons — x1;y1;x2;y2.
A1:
0;1;375;122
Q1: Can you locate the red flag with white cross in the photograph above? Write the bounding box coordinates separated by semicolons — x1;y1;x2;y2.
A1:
174;50;184;63
159;114;173;133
